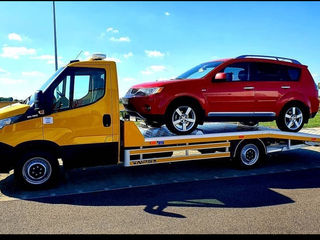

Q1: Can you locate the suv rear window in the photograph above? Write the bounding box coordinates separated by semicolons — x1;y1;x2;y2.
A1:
252;62;301;81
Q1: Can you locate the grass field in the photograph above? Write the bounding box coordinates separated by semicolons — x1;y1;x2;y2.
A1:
259;111;320;129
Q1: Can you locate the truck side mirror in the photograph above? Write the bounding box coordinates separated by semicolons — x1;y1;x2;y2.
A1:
34;90;43;111
213;72;227;82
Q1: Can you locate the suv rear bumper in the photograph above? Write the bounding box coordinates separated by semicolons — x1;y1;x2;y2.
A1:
310;112;318;119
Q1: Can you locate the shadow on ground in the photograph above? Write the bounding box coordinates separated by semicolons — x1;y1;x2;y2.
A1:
1;149;320;218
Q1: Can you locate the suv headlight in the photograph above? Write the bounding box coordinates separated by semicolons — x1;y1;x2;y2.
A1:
135;87;163;96
0;115;21;129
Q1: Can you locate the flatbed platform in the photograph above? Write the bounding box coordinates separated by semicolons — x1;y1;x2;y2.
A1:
123;121;320;167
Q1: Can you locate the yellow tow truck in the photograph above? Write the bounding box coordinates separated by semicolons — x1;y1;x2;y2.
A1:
1;54;320;189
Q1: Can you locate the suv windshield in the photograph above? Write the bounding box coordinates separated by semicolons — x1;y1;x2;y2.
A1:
24;67;66;105
176;61;223;79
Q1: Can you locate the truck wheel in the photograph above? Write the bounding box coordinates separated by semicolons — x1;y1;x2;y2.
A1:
15;151;60;189
165;103;200;135
276;104;306;132
234;141;265;169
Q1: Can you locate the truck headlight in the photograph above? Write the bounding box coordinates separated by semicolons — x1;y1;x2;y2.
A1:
0;115;21;129
135;87;163;96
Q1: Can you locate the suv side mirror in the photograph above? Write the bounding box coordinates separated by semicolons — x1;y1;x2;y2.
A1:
34;90;43;111
213;72;227;81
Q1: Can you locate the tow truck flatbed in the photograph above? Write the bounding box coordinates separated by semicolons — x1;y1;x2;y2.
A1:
124;121;320;167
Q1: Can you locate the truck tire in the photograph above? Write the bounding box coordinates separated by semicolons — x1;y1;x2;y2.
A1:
233;140;265;169
165;102;200;135
14;151;60;189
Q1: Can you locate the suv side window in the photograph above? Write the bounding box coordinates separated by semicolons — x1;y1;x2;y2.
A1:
221;62;250;81
252;62;301;81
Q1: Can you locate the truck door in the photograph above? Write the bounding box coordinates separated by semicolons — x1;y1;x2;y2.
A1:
42;66;117;168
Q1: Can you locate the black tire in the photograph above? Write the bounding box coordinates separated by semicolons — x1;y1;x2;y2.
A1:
165;102;200;135
239;121;259;127
14;151;60;189
276;103;307;132
233;140;265;169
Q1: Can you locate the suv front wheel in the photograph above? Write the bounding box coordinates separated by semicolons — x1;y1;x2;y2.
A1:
165;103;200;135
276;104;306;132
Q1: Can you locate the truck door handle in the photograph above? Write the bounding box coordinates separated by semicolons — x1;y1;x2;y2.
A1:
103;114;111;127
281;86;291;89
243;86;254;90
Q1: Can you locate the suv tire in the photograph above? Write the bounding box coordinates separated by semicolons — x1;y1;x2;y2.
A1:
276;103;306;132
165;102;200;135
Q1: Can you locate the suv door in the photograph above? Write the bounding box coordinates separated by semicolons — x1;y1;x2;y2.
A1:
42;66;117;168
250;62;301;115
205;61;255;118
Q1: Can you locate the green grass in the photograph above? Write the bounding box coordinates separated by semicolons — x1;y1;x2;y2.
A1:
260;111;320;129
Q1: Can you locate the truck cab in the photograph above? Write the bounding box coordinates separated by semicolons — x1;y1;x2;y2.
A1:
0;54;121;187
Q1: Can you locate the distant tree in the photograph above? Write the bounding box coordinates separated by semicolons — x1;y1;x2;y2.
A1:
0;97;13;102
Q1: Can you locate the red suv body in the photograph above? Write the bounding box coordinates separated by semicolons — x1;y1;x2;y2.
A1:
123;55;319;134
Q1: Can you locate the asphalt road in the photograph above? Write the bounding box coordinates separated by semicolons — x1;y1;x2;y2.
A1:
0;147;320;234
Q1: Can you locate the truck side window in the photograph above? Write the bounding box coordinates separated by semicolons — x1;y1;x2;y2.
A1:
53;75;71;111
72;68;105;108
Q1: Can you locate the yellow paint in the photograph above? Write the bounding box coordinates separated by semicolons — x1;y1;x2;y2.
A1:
130;142;230;155
130;152;230;166
0;118;43;147
0;103;29;120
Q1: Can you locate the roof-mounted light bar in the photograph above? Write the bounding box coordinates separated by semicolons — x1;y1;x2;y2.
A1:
236;55;301;65
91;53;106;60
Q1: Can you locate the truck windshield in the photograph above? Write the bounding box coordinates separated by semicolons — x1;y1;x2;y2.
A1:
25;66;66;106
176;61;223;79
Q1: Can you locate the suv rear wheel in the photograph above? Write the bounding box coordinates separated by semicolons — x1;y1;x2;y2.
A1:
276;103;306;132
165;103;200;135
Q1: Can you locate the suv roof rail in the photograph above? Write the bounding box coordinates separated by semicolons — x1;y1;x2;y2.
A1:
236;55;301;65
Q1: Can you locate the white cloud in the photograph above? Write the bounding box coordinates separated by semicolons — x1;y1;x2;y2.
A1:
124;52;133;58
31;55;64;65
110;36;130;42
105;57;121;63
165;12;170;16
8;33;22;41
0;67;7;73
141;65;166;75
107;27;119;33
145;50;165;58
122;77;136;82
312;73;319;78
22;71;46;77
0;77;24;85
84;51;91;57
47;59;65;66
1;46;36;59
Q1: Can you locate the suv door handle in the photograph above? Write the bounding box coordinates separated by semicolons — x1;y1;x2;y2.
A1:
103;114;111;127
243;87;254;90
281;86;291;89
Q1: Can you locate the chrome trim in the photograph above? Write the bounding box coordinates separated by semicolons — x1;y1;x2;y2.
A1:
281;86;291;89
243;86;254;90
208;112;276;117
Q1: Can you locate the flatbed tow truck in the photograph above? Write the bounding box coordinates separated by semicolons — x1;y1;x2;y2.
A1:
0;53;320;189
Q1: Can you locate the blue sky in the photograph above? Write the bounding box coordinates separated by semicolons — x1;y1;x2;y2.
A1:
0;1;320;99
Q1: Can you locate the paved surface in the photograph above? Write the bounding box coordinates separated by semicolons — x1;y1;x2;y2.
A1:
0;126;319;233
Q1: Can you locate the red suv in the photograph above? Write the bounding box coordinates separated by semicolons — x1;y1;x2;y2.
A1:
123;55;319;135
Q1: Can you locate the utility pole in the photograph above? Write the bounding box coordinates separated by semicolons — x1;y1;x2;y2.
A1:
53;1;58;71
